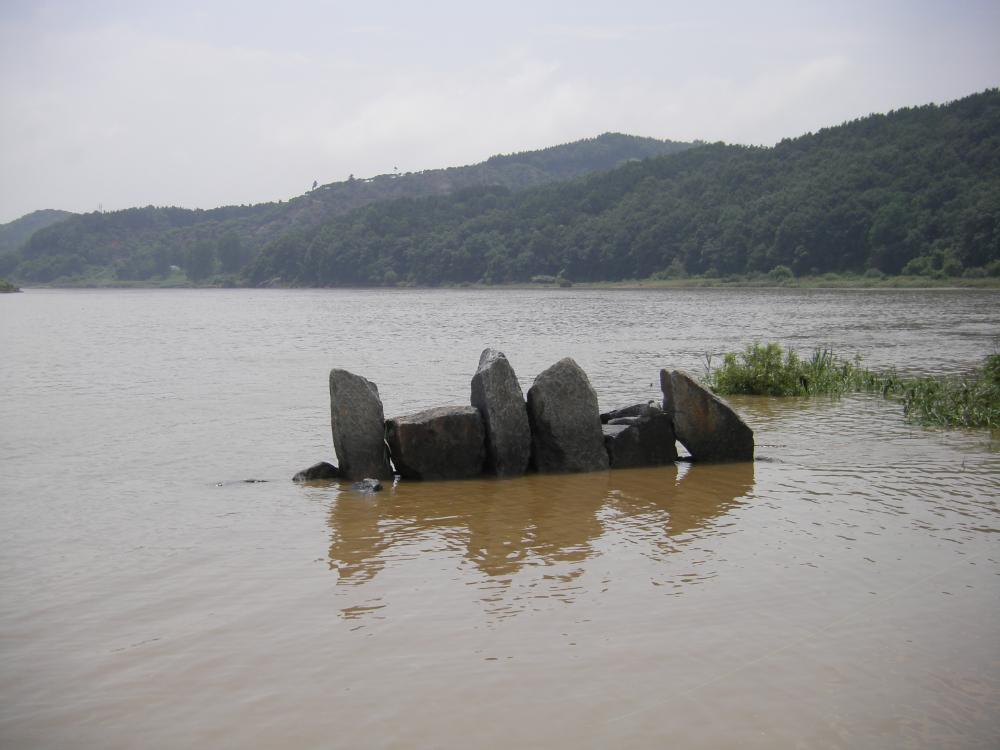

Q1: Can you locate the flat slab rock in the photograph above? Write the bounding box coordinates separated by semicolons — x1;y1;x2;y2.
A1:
660;369;754;461
386;405;486;480
526;358;609;474
471;348;531;477
600;402;661;423
601;405;678;468
329;368;393;480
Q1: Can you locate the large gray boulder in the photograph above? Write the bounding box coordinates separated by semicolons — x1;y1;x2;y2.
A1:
602;407;678;468
329;369;393;480
660;369;754;461
470;348;531;477
526;358;609;474
385;405;486;480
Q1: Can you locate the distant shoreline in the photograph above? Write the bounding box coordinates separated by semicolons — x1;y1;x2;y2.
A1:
15;275;1000;292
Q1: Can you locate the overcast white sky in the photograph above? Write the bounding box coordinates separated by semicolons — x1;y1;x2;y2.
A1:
0;0;997;223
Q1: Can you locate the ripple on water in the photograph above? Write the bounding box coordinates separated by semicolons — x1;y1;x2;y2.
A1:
2;288;999;749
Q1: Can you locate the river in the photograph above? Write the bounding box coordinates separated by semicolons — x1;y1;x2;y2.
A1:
1;287;998;749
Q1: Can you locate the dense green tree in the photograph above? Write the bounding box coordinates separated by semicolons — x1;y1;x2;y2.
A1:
217;231;245;273
185;240;216;281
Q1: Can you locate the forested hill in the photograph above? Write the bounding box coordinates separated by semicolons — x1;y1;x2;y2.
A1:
0;209;75;256
248;88;1000;286
3;133;691;283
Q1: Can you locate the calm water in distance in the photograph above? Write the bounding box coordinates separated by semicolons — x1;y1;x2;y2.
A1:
1;287;999;749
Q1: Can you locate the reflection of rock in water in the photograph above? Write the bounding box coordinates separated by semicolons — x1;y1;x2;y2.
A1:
608;461;755;553
461;472;609;578
325;461;754;617
326;473;609;586
327;493;392;584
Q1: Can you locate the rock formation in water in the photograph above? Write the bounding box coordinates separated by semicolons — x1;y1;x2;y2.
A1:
526;357;609;473
329;369;393;480
307;357;755;485
601;403;679;468
660;369;754;461
385;405;486;480
470;348;531;477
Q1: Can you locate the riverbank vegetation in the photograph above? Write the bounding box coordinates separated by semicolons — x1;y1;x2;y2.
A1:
708;343;1000;428
0;278;20;292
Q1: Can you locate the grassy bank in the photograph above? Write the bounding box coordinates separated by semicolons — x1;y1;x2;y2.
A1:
0;278;21;292
708;343;1000;429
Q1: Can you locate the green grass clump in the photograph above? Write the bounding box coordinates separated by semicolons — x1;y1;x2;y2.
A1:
707;343;881;396
708;343;999;429
0;278;20;292
899;354;1000;428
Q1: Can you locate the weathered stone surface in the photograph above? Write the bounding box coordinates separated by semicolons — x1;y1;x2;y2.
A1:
351;478;383;494
329;369;393;480
602;410;679;468
292;461;341;482
526;358;609;474
660;369;754;461
385;405;486;480
600;402;660;424
470;348;531;477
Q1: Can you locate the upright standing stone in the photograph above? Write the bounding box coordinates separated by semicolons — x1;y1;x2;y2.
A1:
329;369;393;480
470;348;531;477
385;405;486;480
526;358;609;474
660;369;754;461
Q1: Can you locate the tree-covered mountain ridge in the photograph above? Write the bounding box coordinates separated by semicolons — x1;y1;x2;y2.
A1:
0;209;75;256
247;88;1000;286
6;89;1000;286
2;133;692;283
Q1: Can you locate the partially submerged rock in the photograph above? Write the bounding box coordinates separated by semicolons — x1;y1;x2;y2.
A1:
602;408;678;468
526;358;609;474
385;405;486;480
470;348;531;477
329;369;393;480
351;478;383;494
660;369;754;461
305;357;757;483
292;461;341;482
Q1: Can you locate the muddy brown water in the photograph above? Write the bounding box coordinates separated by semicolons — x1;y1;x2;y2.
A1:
1;288;998;749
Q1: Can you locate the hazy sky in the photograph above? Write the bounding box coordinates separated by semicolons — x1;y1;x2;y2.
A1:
0;0;997;223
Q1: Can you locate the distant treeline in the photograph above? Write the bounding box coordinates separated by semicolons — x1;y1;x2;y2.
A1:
248;89;1000;285
0;133;690;284
3;90;999;286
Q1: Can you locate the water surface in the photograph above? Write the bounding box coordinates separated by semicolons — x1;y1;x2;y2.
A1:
1;288;998;748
